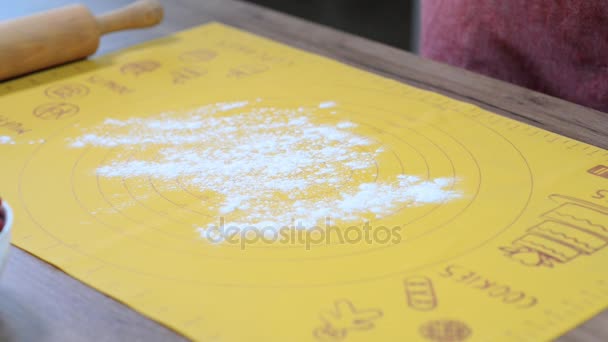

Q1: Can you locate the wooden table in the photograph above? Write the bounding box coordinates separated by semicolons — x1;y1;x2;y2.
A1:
1;1;607;341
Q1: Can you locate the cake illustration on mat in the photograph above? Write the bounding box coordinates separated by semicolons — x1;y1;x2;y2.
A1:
501;194;608;267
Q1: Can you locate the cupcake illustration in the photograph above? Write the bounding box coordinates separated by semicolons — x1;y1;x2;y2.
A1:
501;194;608;267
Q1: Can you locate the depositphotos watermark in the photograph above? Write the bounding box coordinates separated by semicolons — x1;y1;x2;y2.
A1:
199;217;403;250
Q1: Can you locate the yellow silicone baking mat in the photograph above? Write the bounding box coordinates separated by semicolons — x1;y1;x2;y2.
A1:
1;23;608;341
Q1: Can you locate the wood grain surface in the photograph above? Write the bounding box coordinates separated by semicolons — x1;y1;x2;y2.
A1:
0;0;606;341
0;0;163;81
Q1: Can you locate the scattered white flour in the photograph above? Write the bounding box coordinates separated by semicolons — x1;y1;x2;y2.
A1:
219;101;249;111
319;101;337;109
0;136;14;144
69;100;461;240
336;121;356;129
0;136;46;145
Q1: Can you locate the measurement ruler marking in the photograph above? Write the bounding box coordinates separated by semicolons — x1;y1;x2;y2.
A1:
58;257;78;265
580;290;602;299
103;282;119;290
579;296;599;308
562;299;587;312
128;289;149;300
504;331;527;341
85;265;105;275
472;107;607;161
519;324;540;341
544;309;566;322
184;316;205;327
40;242;62;251
596;285;608;296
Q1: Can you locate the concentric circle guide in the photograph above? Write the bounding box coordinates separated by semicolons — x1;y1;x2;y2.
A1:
1;23;608;341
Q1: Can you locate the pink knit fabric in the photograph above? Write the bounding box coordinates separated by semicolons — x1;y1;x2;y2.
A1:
421;1;608;112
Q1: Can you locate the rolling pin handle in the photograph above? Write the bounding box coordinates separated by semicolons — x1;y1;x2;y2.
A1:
96;0;164;35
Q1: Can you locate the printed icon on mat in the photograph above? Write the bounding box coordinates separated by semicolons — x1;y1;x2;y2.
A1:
501;194;608;267
179;49;218;63
33;102;79;120
419;319;471;342
120;60;161;77
313;299;383;341
588;165;608;179
45;83;89;100
404;276;437;311
227;64;269;79
171;67;207;84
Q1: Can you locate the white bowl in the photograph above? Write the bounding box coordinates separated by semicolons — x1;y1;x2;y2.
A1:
0;201;12;275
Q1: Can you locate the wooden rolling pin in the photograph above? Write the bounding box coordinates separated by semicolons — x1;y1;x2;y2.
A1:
0;0;164;81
